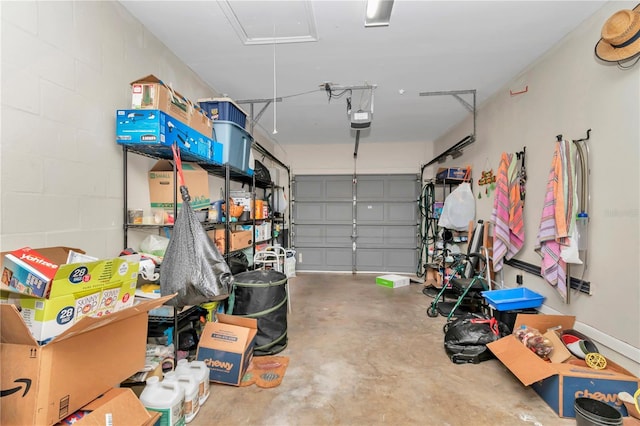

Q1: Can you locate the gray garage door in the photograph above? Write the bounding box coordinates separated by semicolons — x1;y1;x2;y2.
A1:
292;174;419;273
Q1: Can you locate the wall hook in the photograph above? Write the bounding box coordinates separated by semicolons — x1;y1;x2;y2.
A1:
510;85;529;96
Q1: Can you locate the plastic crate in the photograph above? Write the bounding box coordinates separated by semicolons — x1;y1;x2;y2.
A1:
198;98;247;129
212;120;253;173
481;287;545;311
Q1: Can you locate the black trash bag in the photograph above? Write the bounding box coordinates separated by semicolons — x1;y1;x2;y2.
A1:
253;160;271;184
160;185;233;307
443;313;510;364
231;270;288;356
227;251;249;275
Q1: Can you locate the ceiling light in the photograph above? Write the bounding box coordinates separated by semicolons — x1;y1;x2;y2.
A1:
365;0;394;27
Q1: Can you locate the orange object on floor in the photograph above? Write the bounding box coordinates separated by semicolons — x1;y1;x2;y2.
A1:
240;356;289;388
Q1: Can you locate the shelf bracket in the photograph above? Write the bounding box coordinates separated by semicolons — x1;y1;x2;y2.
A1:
419;89;477;169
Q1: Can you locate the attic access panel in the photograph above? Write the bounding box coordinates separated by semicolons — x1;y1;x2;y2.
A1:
218;0;318;45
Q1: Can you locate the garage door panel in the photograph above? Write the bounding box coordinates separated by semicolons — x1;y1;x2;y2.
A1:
326;203;352;222
294;180;324;201
357;225;417;248
294;174;417;273
356;203;384;221
294;203;325;222
325;177;353;199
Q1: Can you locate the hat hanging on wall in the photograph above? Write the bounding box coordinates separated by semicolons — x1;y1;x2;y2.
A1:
594;4;640;63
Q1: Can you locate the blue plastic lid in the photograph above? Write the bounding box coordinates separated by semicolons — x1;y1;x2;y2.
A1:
577;212;588;218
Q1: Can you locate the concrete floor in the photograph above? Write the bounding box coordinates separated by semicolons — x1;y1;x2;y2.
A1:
191;272;574;426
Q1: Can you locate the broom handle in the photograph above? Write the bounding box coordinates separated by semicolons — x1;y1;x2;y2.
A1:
171;144;186;188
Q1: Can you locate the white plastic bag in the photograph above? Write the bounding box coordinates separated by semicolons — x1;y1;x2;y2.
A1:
438;182;475;231
140;234;170;258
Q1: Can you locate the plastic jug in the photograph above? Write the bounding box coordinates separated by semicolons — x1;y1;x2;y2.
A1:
210;199;225;222
164;371;199;423
576;212;589;251
139;376;185;426
176;359;210;405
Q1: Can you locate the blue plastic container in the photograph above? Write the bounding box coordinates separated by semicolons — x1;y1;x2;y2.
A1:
198;98;247;129
481;287;545;311
212;120;253;173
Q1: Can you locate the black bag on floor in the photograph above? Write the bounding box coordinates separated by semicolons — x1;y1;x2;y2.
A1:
443;313;510;364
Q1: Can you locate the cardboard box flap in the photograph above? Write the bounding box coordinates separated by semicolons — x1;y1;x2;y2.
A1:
51;294;175;344
150;159;204;173
130;75;188;101
555;360;640;381
513;314;575;333
217;313;258;330
201;319;253;352
486;335;557;386
77;388;156;426
0;304;37;345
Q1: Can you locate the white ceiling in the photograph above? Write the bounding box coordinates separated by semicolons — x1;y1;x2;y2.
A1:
120;0;607;149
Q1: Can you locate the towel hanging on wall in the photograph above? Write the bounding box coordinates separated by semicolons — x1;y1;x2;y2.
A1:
491;152;525;271
535;138;577;303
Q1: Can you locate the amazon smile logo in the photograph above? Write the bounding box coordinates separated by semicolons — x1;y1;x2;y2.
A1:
1;378;31;398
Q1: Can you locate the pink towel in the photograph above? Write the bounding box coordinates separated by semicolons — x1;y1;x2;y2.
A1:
535;141;571;302
492;153;525;271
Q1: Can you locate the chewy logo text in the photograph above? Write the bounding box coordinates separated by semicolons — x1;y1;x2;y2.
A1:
204;358;234;372
575;389;622;406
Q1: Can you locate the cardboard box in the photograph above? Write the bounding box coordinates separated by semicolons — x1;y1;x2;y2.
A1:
116;109;221;164
376;274;410;288
196;313;257;386
487;314;640;418
130;74;191;126
68;388;161;426
13;278;137;344
149;160;211;211
1;247;139;299
207;229;253;252
191;104;214;138
0;294;173;426
436;167;470;181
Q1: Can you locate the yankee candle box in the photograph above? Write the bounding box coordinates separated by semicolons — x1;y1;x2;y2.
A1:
0;294;174;426
376;274;410;288
196;313;257;386
487;314;640;418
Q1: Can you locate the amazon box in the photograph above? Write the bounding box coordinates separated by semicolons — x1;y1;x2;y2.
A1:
71;388;161;426
487;314;640;418
196;313;257;386
0;295;174;426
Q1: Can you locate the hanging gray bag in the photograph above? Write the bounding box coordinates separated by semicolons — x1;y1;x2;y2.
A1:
160;146;233;307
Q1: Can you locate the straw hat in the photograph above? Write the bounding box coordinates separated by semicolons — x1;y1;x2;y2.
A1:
595;4;640;62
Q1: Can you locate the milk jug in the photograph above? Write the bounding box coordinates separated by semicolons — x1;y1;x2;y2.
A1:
164;371;199;423
176;359;211;405
140;376;185;426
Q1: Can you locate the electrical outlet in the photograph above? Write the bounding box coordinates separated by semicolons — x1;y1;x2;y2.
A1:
516;274;523;285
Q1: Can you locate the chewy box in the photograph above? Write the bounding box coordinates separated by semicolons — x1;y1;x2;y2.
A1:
487;314;640;418
196;314;257;386
116;109;221;164
149;159;211;211
376;274;410;288
212;120;253;173
0;294;173;426
482;287;545;311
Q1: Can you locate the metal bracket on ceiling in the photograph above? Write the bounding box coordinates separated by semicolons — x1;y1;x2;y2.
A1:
419;89;477;170
236;97;283;135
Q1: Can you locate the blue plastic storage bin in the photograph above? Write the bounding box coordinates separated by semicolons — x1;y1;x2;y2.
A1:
115;109;217;163
212;120;253;173
481;287;545;311
198;98;247;129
